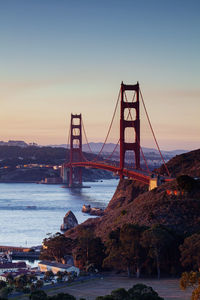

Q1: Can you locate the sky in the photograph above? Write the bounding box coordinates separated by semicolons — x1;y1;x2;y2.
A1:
0;0;199;150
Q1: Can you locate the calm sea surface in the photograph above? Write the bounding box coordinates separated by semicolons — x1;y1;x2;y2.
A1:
0;179;118;247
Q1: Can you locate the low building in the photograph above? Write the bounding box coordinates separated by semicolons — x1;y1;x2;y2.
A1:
38;261;79;276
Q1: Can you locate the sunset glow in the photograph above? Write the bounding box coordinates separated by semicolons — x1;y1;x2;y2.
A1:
0;0;199;150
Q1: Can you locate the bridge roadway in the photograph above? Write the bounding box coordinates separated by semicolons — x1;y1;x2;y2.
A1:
63;161;150;185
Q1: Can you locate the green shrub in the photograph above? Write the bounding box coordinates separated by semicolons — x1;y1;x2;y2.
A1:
95;296;114;300
111;288;130;300
29;290;48;300
48;293;76;300
128;284;164;300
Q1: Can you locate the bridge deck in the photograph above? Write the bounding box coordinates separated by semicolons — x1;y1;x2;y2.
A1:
63;161;150;185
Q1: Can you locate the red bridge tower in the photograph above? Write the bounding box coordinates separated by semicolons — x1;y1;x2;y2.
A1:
120;82;140;178
69;114;83;187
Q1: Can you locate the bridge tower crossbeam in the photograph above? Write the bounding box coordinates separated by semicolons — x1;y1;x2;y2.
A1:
120;82;140;179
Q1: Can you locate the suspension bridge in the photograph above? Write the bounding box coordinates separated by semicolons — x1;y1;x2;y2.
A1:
61;82;171;189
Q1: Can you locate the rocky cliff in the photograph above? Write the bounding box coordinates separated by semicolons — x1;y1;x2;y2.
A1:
66;148;200;240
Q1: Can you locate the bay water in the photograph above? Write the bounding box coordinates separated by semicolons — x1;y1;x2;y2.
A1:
0;179;118;247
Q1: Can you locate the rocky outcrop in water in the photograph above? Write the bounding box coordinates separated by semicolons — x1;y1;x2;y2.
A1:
82;204;104;216
60;210;78;232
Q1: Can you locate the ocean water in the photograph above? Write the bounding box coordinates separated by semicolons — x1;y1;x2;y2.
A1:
0;179;118;247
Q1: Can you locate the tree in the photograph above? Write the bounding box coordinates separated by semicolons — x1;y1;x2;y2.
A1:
177;175;196;192
44;271;54;281
128;283;164;300
56;271;64;282
180;271;200;300
0;287;13;299
47;293;76;300
6;273;14;286
29;290;47;300
104;224;146;277
119;224;146;278
27;274;37;285
103;227;122;271
14;276;27;291
95;296;114;300
141;224;174;279
179;233;200;271
74;228;105;269
40;232;74;263
0;281;6;290
36;280;43;289
111;288;130;300
95;284;164;300
30;283;36;292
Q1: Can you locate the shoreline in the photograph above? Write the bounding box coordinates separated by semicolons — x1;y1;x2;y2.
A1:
0;178;116;184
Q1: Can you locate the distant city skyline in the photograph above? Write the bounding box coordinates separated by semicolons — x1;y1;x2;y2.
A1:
0;0;199;151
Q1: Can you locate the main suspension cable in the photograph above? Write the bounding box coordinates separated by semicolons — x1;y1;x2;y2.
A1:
139;89;170;177
92;88;121;162
103;139;120;164
82;119;94;155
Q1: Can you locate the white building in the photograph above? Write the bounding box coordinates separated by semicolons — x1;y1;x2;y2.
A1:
38;261;79;276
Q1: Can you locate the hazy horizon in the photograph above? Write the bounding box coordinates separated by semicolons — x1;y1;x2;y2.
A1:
0;138;194;152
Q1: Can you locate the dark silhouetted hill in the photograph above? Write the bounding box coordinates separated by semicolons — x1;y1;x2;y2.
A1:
156;148;200;177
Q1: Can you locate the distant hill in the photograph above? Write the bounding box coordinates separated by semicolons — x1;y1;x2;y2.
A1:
48;142;188;156
0;140;192;172
0;145;113;182
0;145;97;166
48;142;188;170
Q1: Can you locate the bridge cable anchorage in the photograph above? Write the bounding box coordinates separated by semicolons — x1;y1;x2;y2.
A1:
139;89;170;177
124;91;151;174
91;88;121;162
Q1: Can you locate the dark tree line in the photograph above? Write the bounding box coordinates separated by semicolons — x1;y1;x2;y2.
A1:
28;284;164;300
40;224;200;279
